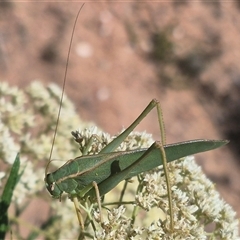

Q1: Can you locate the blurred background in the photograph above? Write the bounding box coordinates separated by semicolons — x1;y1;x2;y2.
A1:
0;0;240;235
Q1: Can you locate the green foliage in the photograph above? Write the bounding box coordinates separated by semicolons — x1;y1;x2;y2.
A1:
0;154;21;239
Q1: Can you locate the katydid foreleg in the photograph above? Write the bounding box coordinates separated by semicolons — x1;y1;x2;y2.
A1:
72;181;102;234
73;196;85;230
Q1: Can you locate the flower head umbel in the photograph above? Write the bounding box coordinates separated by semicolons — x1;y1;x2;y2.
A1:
72;127;239;239
0;81;239;239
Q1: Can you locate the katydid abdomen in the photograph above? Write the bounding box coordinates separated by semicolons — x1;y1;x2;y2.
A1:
45;139;227;199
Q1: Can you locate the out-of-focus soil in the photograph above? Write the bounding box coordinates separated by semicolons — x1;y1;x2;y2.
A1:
1;1;240;235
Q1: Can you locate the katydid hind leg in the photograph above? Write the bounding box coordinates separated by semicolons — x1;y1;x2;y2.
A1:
98;99;174;230
73;196;85;230
155;101;174;231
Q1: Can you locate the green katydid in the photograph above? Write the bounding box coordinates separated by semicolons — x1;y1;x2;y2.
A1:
44;4;228;237
45;99;228;231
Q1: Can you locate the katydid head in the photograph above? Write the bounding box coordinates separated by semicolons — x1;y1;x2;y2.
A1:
45;173;62;199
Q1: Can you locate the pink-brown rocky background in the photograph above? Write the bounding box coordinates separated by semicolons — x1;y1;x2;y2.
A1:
1;1;240;236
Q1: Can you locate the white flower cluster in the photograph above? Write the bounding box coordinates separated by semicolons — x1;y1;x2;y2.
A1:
70;126;239;239
135;156;240;239
71;127;153;155
72;126;112;155
0;81;239;239
95;205;134;240
116;130;154;151
0;81;90;238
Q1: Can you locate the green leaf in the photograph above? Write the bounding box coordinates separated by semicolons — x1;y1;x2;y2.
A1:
0;154;21;239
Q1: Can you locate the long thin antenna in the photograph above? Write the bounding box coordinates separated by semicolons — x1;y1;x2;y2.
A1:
46;3;85;176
